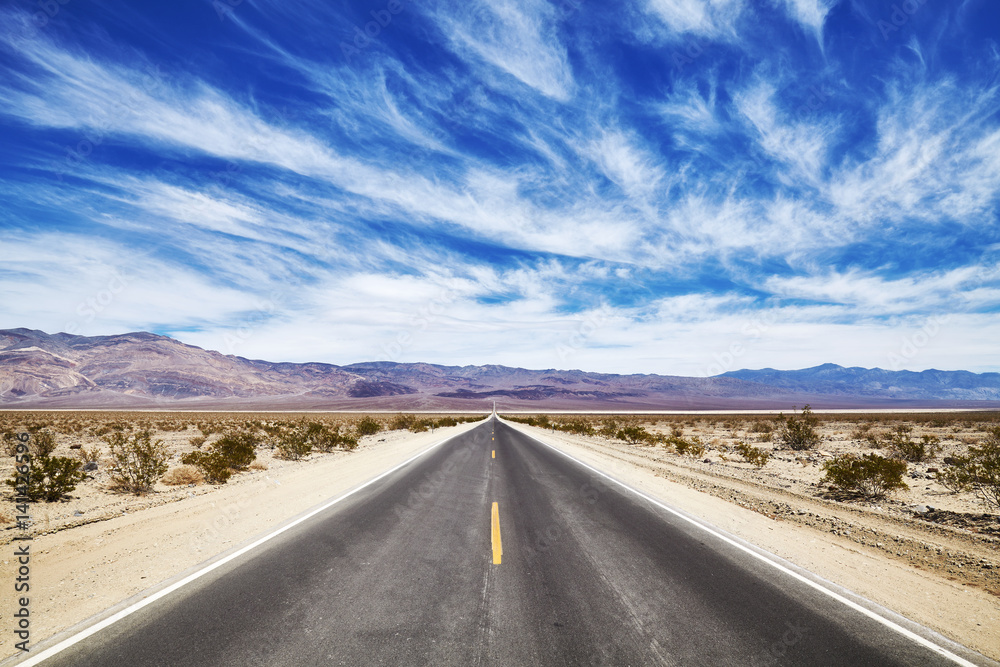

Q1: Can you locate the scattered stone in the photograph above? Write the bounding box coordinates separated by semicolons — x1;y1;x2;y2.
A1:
74;510;84;516
83;462;98;471
69;443;82;450
911;505;929;514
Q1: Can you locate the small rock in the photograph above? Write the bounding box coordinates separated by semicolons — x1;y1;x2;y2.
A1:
83;462;98;471
926;467;939;473
703;458;712;463
73;510;84;516
911;505;929;514
69;443;82;450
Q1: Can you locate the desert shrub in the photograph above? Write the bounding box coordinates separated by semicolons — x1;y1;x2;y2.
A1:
937;427;1000;510
410;419;432;433
434;416;459;428
889;429;941;463
212;430;258;470
181;450;232;484
599;420;620;438
669;435;705;457
5;453;87;502
821;454;908;499
77;446;101;465
189;435;207;448
356;416;383;436
616;425;652;444
276;432;312;460
735;441;770;468
850;421;874;441
30;430;58;458
104;430;170;495
249;461;268;471
778;405;820;451
161;465;204;486
391;413;416;431
669;425;684;439
559;420;595;436
2;432;20;457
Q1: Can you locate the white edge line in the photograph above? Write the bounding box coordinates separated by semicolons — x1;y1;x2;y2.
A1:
502;419;981;667
15;421;484;666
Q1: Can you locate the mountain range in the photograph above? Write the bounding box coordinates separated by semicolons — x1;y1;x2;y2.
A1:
1;328;999;411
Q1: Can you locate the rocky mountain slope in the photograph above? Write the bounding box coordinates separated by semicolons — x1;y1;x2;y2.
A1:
1;329;998;410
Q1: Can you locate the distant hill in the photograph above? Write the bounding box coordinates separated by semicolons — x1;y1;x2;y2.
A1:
1;328;999;410
721;364;1000;402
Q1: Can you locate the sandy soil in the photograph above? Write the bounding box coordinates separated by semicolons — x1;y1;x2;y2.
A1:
0;419;483;660
502;418;999;660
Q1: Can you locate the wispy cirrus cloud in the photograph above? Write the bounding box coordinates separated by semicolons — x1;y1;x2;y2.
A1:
1;0;999;374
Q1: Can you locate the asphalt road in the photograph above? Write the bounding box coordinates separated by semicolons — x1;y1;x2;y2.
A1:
27;418;993;666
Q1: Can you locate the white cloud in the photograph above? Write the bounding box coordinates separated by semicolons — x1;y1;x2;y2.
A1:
776;0;838;43
644;0;745;37
432;0;575;101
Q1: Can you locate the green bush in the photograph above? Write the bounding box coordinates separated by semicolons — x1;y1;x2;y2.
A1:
599;420;620;438
212;430;258;470
821;454;908;499
275;431;312;460
735;441;770;467
616;425;652;445
559;420;595;436
2;432;19;457
937;427;1000;510
391;413;416;431
181;428;259;482
889;428;941;463
104;430;170;495
778;405;820;451
31;430;58;458
181;450;232;484
356;416;382;436
669;435;705;457
434;416;458;428
5;453;87;502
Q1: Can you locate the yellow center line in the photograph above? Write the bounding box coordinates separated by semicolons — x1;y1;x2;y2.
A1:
491;502;502;564
492;450;495;458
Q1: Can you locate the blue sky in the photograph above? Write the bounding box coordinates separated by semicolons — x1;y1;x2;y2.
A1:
1;0;999;375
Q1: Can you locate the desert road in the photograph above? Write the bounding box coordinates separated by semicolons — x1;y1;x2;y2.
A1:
20;418;994;666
